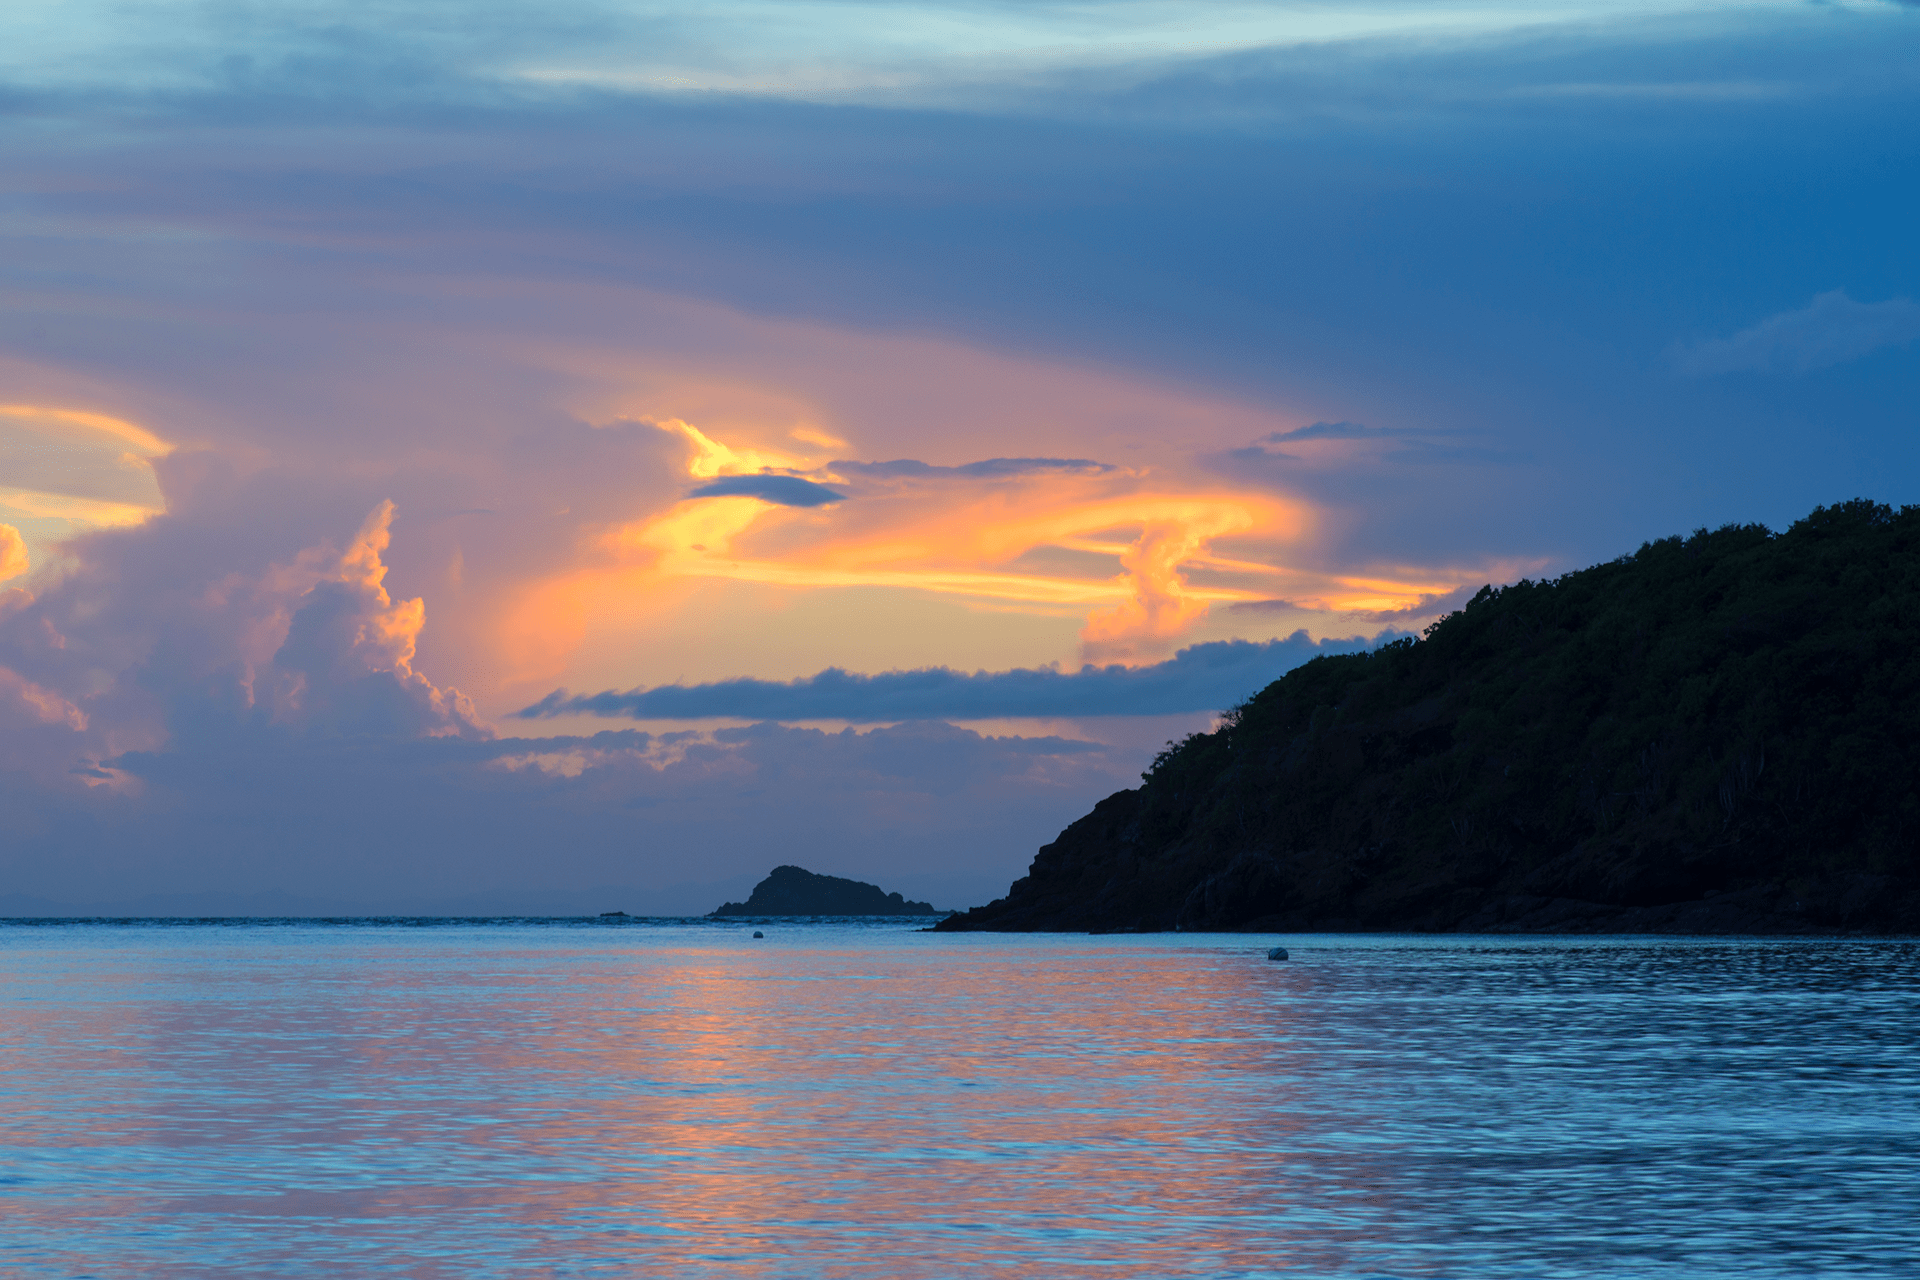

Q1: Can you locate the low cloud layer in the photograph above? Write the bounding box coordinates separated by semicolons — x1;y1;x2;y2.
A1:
1673;290;1920;375
516;631;1390;723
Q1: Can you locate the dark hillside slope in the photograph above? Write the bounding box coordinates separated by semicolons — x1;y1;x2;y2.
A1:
939;501;1920;934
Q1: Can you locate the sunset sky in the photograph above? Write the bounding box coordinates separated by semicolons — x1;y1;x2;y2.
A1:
2;0;1915;913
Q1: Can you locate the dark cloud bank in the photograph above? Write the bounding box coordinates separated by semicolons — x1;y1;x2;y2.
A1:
517;632;1394;723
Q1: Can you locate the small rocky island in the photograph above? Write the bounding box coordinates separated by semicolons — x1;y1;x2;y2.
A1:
939;501;1920;935
711;865;938;916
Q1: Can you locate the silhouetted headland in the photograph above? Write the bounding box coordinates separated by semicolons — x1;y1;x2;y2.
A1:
939;501;1920;935
712;865;937;916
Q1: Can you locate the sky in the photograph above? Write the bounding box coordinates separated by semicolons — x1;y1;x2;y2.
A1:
1;0;1915;914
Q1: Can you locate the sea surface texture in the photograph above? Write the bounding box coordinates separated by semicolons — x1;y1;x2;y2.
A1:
1;923;1915;1279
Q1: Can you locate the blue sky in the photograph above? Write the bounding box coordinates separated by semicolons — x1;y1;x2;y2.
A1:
0;0;1914;912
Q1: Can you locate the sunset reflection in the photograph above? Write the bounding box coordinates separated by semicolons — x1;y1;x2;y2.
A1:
0;928;1341;1277
9;927;1906;1278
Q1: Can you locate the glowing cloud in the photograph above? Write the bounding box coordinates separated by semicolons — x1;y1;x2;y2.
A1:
658;418;814;478
258;502;483;735
532;413;1502;680
790;426;848;449
0;526;26;582
0;490;161;528
0;405;173;566
0;404;172;457
1081;507;1259;663
0;667;85;731
333;501;433;679
597;416;1321;663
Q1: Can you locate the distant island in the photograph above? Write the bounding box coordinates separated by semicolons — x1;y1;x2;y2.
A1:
711;865;938;916
939;500;1920;935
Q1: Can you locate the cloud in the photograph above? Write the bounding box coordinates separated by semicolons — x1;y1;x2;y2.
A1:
0;525;25;581
687;474;845;506
515;631;1389;722
1263;421;1389;443
1078;513;1246;664
261;502;486;739
0;404;171;457
0;494;483;789
0;404;172;571
1215;421;1521;479
1673;290;1920;375
1232;583;1479;623
0;666;87;731
833;457;1113;481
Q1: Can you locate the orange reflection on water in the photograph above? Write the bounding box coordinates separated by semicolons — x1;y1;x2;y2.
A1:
0;930;1355;1278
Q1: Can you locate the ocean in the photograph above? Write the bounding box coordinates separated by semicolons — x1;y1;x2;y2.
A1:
1;921;1915;1278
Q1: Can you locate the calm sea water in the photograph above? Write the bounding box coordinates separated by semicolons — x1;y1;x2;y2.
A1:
1;922;1915;1279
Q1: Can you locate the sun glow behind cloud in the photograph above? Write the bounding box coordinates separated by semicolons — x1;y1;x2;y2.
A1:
0;404;172;573
502;417;1469;676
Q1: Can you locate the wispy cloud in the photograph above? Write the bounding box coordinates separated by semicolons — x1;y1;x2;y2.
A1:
1672;290;1920;375
1231;583;1479;623
515;631;1391;722
1216;421;1520;474
1263;420;1389;443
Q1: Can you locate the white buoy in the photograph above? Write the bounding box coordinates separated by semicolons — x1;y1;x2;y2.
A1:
1267;946;1289;961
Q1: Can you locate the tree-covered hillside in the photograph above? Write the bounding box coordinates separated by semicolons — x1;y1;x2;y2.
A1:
939;500;1920;934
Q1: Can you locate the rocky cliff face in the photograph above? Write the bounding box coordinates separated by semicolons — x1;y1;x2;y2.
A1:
939;501;1920;935
712;865;936;916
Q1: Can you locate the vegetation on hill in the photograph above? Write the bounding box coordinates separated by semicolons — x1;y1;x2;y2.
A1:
939;500;1920;934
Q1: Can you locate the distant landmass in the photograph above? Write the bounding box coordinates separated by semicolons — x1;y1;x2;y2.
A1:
939;500;1920;935
711;865;938;916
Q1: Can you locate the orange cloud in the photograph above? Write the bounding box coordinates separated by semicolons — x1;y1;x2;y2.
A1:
484;413;1495;694
573;423;1327;665
0;404;172;457
0;525;26;582
789;425;848;449
192;501;482;734
1082;512;1251;663
335;501;432;678
0;405;172;554
654;418;815;478
0;667;87;731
